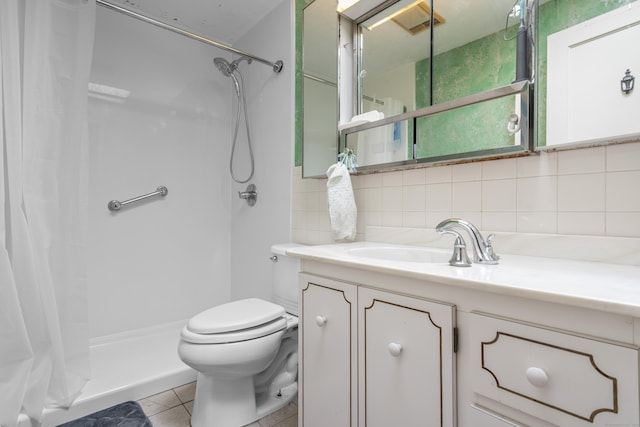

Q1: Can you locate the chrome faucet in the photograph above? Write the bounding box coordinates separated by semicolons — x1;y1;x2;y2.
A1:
436;218;499;265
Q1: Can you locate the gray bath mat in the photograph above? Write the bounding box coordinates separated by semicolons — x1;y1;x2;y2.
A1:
57;401;152;427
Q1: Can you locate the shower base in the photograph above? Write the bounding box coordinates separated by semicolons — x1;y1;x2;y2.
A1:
17;320;196;427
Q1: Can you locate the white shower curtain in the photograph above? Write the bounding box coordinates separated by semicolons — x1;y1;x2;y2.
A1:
0;0;95;425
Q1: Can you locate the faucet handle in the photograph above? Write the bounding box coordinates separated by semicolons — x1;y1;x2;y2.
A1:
484;234;500;261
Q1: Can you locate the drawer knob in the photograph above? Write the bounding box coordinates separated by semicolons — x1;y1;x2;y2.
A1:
526;367;549;387
315;315;327;327
388;342;403;357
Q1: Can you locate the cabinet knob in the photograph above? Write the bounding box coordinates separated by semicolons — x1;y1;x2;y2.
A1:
388;342;403;357
315;315;327;327
526;367;549;387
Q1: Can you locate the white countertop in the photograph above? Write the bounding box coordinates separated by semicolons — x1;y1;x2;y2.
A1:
286;241;640;317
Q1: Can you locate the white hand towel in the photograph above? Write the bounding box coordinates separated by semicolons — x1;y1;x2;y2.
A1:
326;162;357;241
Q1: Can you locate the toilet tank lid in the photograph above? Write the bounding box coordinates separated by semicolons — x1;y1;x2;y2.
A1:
271;243;305;256
187;298;286;334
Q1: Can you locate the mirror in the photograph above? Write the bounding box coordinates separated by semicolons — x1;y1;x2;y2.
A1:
357;0;528;112
537;0;640;149
339;0;535;170
415;88;527;160
298;0;638;177
302;0;339;178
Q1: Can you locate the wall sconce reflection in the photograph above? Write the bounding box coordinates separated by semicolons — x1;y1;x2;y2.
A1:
621;69;635;94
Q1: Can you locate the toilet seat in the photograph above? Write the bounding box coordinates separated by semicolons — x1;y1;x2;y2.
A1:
181;298;287;344
181;317;287;344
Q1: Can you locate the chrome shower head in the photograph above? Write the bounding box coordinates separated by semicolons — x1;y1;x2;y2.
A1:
213;56;252;77
214;57;234;77
213;57;241;96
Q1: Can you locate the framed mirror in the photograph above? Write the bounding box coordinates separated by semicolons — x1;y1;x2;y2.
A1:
299;0;639;178
339;0;535;171
302;0;339;178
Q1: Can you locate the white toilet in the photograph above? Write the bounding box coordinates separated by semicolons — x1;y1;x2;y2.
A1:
178;244;301;427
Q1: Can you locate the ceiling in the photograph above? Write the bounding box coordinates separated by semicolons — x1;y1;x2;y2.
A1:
102;0;285;45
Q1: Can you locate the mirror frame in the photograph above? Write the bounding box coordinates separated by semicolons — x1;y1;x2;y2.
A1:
340;80;533;172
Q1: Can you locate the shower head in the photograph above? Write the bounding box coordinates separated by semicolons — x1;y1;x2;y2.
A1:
214;57;241;96
214;57;234;77
213;56;252;77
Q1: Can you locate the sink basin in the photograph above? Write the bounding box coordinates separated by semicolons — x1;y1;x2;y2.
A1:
347;246;449;263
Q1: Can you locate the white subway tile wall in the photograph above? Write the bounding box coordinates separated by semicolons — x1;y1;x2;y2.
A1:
292;142;640;244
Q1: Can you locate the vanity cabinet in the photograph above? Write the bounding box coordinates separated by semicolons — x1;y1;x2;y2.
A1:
295;257;640;427
299;273;457;427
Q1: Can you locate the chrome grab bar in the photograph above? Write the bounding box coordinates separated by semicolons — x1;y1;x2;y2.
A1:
108;186;168;211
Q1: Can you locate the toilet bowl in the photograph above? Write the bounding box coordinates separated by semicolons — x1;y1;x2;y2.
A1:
178;244;301;427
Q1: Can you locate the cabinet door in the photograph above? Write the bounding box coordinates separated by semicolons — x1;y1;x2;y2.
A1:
300;275;358;427
358;287;457;427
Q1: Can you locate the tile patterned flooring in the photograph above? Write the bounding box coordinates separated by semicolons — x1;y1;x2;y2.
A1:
137;381;298;427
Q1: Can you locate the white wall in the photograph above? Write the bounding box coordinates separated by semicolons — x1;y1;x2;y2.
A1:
230;0;294;301
88;6;233;337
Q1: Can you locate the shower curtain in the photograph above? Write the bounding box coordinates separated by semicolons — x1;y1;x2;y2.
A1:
0;0;95;425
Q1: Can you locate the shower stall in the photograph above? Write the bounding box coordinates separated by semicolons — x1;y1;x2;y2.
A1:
5;1;293;425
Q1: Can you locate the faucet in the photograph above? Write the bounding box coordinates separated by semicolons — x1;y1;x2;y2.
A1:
436;218;499;265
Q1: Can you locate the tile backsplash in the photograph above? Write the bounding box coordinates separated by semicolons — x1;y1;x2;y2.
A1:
292;142;640;245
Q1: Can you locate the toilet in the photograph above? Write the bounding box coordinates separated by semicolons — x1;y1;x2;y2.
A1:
178;244;301;427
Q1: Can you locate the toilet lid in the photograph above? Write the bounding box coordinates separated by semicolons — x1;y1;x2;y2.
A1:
180;317;287;344
186;298;286;334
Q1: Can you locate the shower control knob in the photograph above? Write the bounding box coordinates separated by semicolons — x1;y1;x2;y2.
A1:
315;315;327;327
238;184;257;206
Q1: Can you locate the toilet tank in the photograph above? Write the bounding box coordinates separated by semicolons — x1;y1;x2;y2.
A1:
271;244;304;316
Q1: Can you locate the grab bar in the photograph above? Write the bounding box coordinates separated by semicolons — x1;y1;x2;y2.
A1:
107;186;168;211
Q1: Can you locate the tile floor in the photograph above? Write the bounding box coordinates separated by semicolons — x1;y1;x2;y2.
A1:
137;381;298;427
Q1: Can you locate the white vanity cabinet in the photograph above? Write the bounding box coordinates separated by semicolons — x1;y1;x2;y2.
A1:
300;273;457;427
290;240;640;427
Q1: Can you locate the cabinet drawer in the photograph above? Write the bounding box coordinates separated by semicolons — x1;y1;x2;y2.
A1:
468;312;639;427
